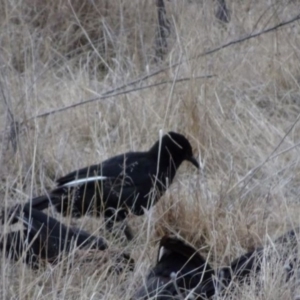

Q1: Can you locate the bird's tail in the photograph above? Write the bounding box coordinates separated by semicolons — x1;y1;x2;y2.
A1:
1;193;62;225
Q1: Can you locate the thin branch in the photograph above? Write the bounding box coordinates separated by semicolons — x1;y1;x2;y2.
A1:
227;113;300;195
178;12;300;69
29;75;214;120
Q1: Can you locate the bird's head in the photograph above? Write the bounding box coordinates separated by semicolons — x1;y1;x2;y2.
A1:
159;131;200;169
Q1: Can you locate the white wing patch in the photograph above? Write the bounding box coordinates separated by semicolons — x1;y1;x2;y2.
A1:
158;246;171;261
62;176;108;187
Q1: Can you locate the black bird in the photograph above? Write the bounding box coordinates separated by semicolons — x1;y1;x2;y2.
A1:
133;235;215;300
4;132;199;240
134;237;264;299
134;229;300;299
0;205;108;268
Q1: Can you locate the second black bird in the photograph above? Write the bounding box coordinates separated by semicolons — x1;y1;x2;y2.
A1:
0;205;108;268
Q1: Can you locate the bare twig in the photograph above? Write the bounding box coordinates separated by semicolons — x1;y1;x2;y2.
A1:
228;113;300;195
178;12;300;70
251;0;287;33
28;75;214;120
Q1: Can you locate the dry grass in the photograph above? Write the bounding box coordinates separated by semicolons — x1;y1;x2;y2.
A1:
1;0;300;299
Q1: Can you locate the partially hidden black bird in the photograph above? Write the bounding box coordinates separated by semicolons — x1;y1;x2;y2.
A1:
0;205;109;268
4;132;199;241
133;235;215;300
133;236;266;300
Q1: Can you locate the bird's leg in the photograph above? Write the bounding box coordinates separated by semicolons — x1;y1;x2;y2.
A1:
104;216;115;234
104;213;123;240
104;210;134;242
117;209;134;241
120;222;134;241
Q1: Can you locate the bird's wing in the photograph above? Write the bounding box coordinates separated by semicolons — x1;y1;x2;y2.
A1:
56;152;157;188
56;163;110;186
55;153;131;186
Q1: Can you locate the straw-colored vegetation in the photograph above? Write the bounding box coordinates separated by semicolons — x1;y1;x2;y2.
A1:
1;0;300;299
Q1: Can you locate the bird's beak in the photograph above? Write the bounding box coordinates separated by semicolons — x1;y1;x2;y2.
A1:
186;156;200;169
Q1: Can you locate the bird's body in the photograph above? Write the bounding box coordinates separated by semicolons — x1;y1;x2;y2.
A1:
1;205;108;268
45;150;170;217
7;132;199;240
